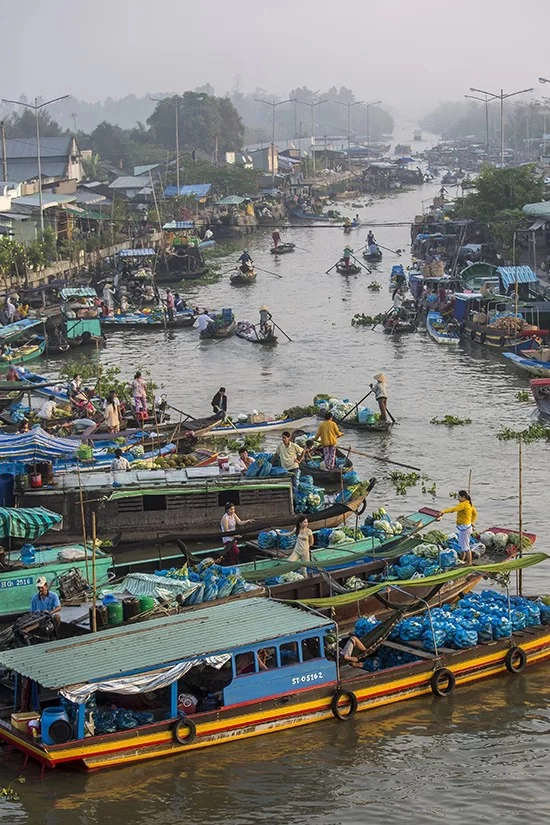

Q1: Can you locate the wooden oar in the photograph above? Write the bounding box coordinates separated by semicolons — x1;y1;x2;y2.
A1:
386;409;397;424
346;446;421;472
272;321;292;342
326;260;340;274
351;253;371;273
377;243;403;256
371;306;393;330
339;389;373;423
255;265;283;279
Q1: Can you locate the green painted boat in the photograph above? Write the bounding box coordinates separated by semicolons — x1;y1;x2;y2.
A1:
1;337;46;366
0;544;113;619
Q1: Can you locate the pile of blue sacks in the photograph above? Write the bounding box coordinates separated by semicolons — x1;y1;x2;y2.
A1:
154;558;248;605
257;530;296;551
366;548;459;584
353;590;548;663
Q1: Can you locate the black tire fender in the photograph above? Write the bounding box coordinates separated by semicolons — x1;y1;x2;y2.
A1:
173;716;197;745
480;331;486;344
356;498;368;516
505;646;527;674
331;689;358;720
499;336;506;348
470;328;476;341
430;667;456;697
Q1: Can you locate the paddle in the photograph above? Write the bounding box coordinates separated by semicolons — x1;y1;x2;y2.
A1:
351;253;371;273
377;243;403;256
164;401;196;421
326;261;340;274
339;390;373;423
272;321;292;342
371;307;393;330
346;446;420;472
386;408;397;424
255;265;283;279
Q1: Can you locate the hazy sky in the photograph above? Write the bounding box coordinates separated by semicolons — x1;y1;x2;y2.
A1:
2;0;550;114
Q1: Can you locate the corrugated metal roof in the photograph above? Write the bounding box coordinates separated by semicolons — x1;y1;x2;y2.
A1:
162;220;194;229
109;176;151;190
0;598;332;689
12;194;76;209
523;202;550;219
133;164;160;176
219;195;246;205
60;287;97;298
0;137;72;160
2;161;67;183
497;266;538;288
164;184;212;199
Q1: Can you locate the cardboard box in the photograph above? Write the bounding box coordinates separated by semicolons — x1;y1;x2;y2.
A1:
249;412;267;423
11;712;40;733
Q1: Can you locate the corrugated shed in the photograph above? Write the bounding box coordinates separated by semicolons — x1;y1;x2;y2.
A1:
0;598;332;689
163;184;211;199
0;137;72;160
497;266;538;289
108;176;150;190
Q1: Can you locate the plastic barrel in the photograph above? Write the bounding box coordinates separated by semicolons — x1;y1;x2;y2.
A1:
89;605;108;630
122;598;140;620
0;473;14;507
107;602;123;626
41;707;70;746
139;596;156;613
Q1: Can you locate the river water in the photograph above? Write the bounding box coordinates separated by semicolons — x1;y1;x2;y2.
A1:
1;168;549;824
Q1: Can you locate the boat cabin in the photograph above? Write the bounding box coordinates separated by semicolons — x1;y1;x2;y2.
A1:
59;287;101;345
0;598;336;769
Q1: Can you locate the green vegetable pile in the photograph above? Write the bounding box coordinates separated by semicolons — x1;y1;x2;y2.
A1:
281;405;319;419
430;415;472;426
351;313;384;327
421;529;449;545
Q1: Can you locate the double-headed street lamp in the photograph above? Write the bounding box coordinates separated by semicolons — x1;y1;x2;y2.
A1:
469;86;533;167
150;96;180;192
254;98;294;186
464;93;495;156
364;100;382;158
295;99;328;179
2;94;70;234
334;100;364;172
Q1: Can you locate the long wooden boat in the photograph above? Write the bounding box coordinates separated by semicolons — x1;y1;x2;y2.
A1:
101;310;195;329
203;414;314;437
383;307;418;334
235;322;277;345
530;378;550;419
426;310;460;345
336;262;361;275
1;337;46;365
0;555;546;771
363;250;383;262
288;208;329;221
270;243;295;255
230;268;257;286
503;351;550;378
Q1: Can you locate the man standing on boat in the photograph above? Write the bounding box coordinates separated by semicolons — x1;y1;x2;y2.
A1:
272;230;281;249
165;289;175;323
31;576;61;626
275;431;304;490
211;387;227;415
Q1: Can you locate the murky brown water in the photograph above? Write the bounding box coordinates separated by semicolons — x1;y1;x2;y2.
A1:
1;170;549;825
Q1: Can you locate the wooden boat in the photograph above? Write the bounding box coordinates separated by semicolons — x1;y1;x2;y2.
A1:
235;321;277;345
453;294;544;352
200;318;236;339
318;411;392;432
1;553;546;771
426;310;460;345
59;287;102;347
503;351;550;378
230;268;257;286
336;261;361;275
383;306;418;334
203;415;314;437
157;247;208;282
390;264;407;290
288;208;329;221
270;243;295;255
530;378;550;419
1;337;46;365
102;310;195;329
363;249;383;262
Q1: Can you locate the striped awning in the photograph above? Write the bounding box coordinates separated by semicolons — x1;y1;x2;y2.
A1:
118;248;156;257
0;507;62;538
0;428;79;463
496;266;538;289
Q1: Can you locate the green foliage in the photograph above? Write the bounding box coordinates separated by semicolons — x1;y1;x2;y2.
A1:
147;92;244;155
209;433;265;453
515;390;530;402
1;775;25;802
367;281;381;291
5;107;63;137
389;471;436;497
496;422;550;443
57;361;156;401
281;405;318;419
351;313;384;326
430;415;472;426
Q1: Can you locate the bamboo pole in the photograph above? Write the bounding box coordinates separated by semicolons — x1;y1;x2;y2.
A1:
467;469;472;496
518;436;523;596
76;463;89;581
91;511;98;633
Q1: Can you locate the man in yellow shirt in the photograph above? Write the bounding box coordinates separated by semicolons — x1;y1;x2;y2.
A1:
275;431;304;490
315;412;343;470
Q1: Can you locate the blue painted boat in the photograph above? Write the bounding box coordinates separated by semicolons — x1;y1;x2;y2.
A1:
502;351;550;377
426;311;460;345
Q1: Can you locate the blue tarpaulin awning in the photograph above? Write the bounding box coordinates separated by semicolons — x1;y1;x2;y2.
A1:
0;507;62;539
0;428;78;463
163;184;212;199
496;266;538;289
117;248;156;257
162;221;195;230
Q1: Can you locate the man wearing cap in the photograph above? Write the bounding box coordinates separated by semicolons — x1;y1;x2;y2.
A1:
31;577;61;624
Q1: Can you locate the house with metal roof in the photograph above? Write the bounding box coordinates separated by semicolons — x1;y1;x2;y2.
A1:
163;183;212;200
0;137;84;184
108;176;153;199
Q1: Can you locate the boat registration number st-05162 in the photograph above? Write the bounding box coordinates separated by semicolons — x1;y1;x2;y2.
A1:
291;671;324;686
0;576;34;589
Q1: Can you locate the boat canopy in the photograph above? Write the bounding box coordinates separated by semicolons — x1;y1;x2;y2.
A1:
162;221;194;230
522;202;550;219
59;287;97;300
0;506;62;538
0;318;43;341
117;248;156;257
0;598;333;699
497;266;538;290
0;427;79;462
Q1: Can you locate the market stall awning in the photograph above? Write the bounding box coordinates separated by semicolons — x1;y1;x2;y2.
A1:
0;428;79;463
162;221;194;230
0;506;62;539
59;287;97;299
218;195;246;205
117;248;156;257
496;266;538;289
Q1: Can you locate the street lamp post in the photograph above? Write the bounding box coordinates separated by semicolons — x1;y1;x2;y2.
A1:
464;93;494;156
2;94;70;234
335;100;364;172
254;98;294;187
469;86;534;167
364;100;382;158
296;99;328;180
151;96;180;192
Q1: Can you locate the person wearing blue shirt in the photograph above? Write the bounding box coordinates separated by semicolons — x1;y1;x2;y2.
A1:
31;577;61;624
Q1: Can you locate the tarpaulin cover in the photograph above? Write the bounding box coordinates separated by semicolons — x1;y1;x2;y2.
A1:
0;427;78;462
0;506;62;538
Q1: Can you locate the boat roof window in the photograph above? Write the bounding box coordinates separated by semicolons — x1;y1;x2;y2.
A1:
233;635;323;676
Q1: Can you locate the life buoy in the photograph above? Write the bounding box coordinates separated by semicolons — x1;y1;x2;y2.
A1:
480;331;486;344
331;689;358;720
430;667;456;697
173;717;197;745
470;329;476;341
504;646;527;674
499;336;506;348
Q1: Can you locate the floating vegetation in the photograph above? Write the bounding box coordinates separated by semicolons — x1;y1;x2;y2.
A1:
430;415;472;426
496;423;550;443
367;281;381;291
389;471;436;497
1;776;25;802
351;313;384;327
515;390;530;402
